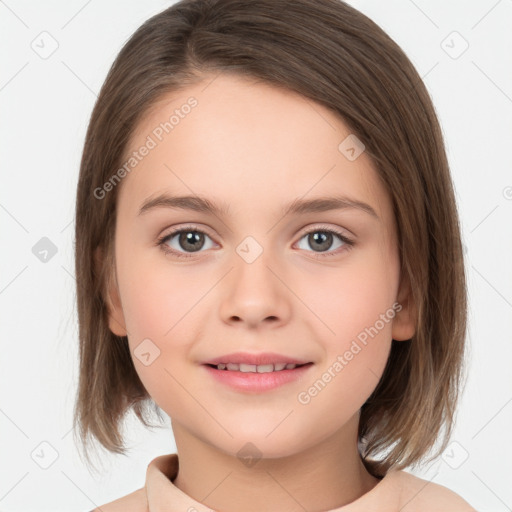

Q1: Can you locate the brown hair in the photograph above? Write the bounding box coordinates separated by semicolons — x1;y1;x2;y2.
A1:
73;0;467;476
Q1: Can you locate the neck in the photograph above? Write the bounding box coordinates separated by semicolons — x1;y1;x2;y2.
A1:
171;415;380;512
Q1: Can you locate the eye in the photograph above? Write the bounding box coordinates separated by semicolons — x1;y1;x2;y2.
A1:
156;224;355;259
157;225;216;258
295;225;354;258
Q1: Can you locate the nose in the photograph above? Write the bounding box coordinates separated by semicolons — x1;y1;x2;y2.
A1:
218;252;292;329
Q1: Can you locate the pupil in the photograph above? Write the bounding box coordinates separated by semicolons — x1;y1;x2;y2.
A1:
180;231;204;252
310;231;332;252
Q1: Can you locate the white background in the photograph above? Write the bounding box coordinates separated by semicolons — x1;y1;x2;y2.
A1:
1;1;511;511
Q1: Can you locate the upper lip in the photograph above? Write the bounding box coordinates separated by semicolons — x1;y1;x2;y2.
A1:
202;352;312;366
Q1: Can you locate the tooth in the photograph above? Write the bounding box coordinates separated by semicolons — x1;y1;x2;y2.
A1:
215;362;299;372
239;364;257;372
256;364;274;373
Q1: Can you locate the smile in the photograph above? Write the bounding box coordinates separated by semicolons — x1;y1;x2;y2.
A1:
202;362;314;392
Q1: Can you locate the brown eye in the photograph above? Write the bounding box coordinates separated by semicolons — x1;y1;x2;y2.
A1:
295;227;354;257
157;226;216;258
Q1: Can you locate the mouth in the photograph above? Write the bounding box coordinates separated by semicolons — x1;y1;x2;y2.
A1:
202;362;314;392
204;362;313;372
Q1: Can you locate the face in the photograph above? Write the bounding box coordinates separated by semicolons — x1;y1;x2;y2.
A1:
103;73;415;458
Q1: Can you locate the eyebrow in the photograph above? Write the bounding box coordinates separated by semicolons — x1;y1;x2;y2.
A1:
137;193;379;220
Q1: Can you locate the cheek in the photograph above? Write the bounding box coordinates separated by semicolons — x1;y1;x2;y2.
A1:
116;252;215;411
294;320;393;435
118;248;209;340
296;245;399;344
293;249;398;410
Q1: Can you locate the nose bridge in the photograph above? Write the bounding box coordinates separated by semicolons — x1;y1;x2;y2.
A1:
233;234;278;295
219;234;291;326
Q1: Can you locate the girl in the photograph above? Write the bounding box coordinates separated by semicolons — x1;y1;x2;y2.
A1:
73;0;476;510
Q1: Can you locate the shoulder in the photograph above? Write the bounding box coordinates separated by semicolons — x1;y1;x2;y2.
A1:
391;470;477;512
89;486;147;512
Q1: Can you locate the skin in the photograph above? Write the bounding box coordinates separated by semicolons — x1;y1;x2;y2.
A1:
102;72;416;512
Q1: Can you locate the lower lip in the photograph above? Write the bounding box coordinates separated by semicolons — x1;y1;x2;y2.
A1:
202;363;314;392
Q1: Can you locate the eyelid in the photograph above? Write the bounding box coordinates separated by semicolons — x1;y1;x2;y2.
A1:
159;223;216;240
296;222;354;240
159;222;353;241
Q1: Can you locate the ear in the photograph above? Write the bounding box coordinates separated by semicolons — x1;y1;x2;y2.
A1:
392;272;416;342
94;246;128;337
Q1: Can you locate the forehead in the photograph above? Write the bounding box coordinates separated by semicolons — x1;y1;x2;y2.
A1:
117;73;389;222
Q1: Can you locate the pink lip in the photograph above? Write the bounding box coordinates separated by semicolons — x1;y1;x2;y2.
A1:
202;362;314;392
202;351;311;366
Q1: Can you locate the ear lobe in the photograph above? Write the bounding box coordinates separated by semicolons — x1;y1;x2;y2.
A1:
94;246;128;337
392;273;416;342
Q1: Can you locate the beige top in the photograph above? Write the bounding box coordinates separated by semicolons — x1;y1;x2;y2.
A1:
92;453;477;512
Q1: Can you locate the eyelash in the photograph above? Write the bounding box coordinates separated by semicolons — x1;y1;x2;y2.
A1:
156;224;355;259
